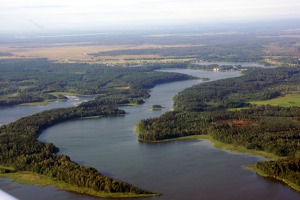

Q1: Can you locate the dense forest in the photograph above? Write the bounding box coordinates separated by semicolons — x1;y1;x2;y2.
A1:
137;66;300;189
0;58;191;106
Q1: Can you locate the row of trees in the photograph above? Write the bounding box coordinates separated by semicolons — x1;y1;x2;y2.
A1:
256;156;300;186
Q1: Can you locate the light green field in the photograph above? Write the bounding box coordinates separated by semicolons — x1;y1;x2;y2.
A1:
250;94;300;107
49;92;82;97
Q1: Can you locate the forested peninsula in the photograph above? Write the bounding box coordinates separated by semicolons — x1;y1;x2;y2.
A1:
0;59;193;197
137;66;300;191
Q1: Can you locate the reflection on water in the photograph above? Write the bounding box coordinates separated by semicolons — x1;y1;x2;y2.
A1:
1;69;299;200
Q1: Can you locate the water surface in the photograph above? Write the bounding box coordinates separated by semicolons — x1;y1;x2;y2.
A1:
0;96;93;126
1;69;299;200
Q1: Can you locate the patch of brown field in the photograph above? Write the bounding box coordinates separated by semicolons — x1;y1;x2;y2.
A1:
264;43;300;56
113;86;130;90
0;43;202;64
262;56;290;66
293;117;300;121
263;57;280;66
258;35;300;39
230;120;253;127
103;54;161;59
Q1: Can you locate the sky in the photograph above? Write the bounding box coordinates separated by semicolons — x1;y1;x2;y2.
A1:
1;0;300;33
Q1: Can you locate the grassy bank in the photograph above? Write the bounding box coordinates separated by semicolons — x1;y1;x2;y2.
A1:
196;135;279;160
0;172;159;198
243;165;300;193
136;125;279;160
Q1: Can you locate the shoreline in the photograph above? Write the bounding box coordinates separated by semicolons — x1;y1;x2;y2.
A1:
135;124;278;160
243;165;300;193
194;135;300;193
135;120;278;159
195;135;279;160
137;134;278;159
0;172;160;198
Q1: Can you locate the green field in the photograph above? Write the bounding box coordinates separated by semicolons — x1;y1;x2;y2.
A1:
250;94;300;107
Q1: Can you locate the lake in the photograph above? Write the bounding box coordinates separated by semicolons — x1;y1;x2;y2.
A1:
1;69;299;200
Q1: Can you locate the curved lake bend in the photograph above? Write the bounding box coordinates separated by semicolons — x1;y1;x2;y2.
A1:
0;96;93;126
1;69;300;200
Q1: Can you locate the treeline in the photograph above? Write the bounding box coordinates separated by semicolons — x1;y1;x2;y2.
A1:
0;58;191;106
137;66;300;190
187;64;245;71
256;156;300;186
138;111;210;141
174;67;300;111
0;105;154;196
208;105;300;157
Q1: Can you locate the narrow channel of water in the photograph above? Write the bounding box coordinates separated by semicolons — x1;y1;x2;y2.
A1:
0;96;93;126
1;69;299;200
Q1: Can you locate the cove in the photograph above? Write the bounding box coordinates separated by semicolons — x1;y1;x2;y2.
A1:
1;69;300;200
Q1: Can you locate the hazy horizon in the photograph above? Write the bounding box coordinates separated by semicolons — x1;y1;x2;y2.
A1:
1;0;300;35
